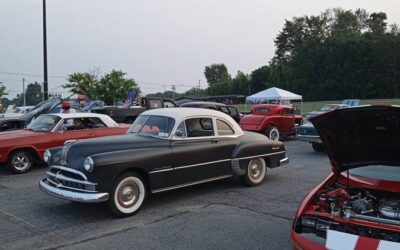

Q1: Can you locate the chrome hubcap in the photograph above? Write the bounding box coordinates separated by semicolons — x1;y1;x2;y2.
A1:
12;154;30;171
270;131;278;140
118;181;139;208
249;160;262;179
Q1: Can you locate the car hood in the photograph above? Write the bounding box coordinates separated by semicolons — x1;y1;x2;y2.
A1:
0;129;42;140
58;133;170;169
310;105;400;173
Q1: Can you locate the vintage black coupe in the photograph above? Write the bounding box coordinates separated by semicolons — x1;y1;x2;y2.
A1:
39;108;288;217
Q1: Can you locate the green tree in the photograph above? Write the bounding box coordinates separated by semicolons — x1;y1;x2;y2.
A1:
96;70;138;105
64;72;99;100
184;87;207;97
0;83;6;99
204;64;231;86
25;82;43;105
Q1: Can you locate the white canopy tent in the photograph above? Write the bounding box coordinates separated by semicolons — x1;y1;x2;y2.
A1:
245;87;303;112
246;87;302;103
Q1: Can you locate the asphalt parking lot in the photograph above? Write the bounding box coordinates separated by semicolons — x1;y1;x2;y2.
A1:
0;140;331;250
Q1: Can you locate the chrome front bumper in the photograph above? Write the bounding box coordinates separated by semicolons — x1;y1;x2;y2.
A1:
296;134;321;143
39;179;109;203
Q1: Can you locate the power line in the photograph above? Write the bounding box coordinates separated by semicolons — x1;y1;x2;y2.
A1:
0;71;65;79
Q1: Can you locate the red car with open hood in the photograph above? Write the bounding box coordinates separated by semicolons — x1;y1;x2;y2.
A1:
291;105;400;250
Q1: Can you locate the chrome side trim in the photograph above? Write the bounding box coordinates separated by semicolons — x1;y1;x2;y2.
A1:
49;165;87;181
151;174;233;193
174;159;231;170
149;168;174;174
39;179;109;203
233;151;285;161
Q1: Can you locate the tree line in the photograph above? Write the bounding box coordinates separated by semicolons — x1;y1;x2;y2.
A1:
202;8;400;101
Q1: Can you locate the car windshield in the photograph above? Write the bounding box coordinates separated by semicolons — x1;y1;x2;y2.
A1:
128;115;175;138
26;115;61;132
349;165;400;182
320;104;339;111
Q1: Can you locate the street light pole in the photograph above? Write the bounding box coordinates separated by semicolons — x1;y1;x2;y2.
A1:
43;0;49;100
22;78;26;106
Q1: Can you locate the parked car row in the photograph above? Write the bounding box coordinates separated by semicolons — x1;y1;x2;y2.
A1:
1;101;399;248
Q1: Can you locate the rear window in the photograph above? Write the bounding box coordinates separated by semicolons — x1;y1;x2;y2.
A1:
254;108;270;113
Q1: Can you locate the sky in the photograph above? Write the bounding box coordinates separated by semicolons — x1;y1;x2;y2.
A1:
1;0;399;98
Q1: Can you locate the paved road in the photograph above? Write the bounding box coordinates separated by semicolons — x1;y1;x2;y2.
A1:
0;140;330;250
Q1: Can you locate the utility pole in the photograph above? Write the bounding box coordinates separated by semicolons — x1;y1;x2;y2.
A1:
171;84;176;98
198;80;201;90
43;0;49;100
22;78;26;106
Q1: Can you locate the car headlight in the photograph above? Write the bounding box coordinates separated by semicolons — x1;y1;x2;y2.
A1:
43;150;51;163
83;156;94;172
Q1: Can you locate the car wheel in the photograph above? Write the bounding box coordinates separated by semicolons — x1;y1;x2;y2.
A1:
8;150;34;174
264;126;280;141
109;172;146;217
241;158;267;187
312;142;324;152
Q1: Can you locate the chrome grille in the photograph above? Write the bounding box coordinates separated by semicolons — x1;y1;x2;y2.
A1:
46;165;97;192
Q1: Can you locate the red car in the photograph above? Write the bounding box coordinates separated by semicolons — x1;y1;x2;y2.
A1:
239;104;297;141
0;113;129;174
292;105;400;250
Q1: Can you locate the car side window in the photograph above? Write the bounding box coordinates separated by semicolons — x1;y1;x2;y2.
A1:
80;117;107;129
185;118;214;137
175;121;188;138
228;107;238;116
219;106;229;114
282;109;294;115
63;118;85;131
216;119;234;136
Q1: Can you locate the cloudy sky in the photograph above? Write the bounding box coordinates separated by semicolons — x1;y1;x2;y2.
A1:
1;0;399;97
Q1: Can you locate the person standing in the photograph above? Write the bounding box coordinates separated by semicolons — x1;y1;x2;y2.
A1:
60;101;76;114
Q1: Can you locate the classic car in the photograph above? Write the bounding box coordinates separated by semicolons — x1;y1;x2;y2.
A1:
0;98;62;132
305;104;350;120
291;105;400;249
296;123;325;152
39;108;289;217
0;113;129;174
0;105;34;118
180;101;242;123
91;97;176;123
239;104;296;141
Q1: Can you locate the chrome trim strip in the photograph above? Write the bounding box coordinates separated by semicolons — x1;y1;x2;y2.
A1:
49;165;87;181
296;134;320;143
40;179;108;203
280;157;289;165
174;159;231;170
149;168;174;174
46;178;97;193
46;171;97;186
151;174;233;193
233;151;285;161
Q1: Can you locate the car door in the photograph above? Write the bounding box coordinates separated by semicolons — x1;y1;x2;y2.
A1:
169;117;235;187
52;118;96;146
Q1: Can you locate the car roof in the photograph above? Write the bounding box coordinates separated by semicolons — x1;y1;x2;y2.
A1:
141;107;244;135
181;101;227;107
251;104;292;109
41;113;119;127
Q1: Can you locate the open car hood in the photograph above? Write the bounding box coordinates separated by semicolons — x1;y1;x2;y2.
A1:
310;105;400;173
